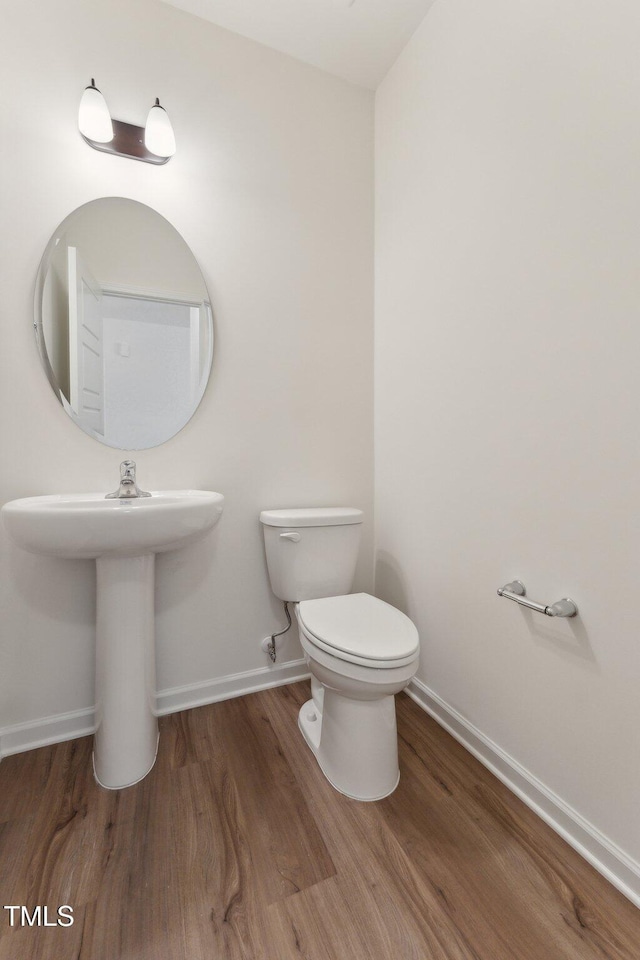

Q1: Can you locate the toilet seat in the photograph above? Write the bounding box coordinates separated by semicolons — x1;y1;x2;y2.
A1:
297;593;419;669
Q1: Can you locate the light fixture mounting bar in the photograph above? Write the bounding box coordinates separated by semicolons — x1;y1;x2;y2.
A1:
81;118;169;165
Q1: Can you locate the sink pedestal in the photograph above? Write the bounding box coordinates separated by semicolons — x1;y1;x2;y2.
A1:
94;555;158;789
2;488;224;790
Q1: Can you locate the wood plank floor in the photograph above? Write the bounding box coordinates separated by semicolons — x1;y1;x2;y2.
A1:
0;681;638;959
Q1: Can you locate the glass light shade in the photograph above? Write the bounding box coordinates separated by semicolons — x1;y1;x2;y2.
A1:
144;100;176;157
78;81;113;143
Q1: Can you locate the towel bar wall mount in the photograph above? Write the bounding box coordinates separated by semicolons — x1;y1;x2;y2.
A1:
497;580;578;618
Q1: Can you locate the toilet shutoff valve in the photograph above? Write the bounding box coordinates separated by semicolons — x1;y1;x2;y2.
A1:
262;601;292;663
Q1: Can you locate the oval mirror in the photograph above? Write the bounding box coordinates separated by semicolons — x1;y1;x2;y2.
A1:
35;198;213;449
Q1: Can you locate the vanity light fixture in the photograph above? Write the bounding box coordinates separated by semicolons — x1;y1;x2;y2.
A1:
144;98;176;158
78;80;114;143
78;80;175;164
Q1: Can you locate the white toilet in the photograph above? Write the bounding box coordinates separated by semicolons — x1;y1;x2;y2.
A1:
260;507;419;801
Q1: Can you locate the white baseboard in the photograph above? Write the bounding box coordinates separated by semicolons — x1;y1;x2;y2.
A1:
156;658;310;715
0;659;310;761
0;706;96;760
406;677;640;910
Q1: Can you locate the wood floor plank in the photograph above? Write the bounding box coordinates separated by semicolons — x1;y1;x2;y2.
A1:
76;749;259;960
268;873;428;960
380;758;578;960
157;709;210;770
0;903;89;960
264;683;640;960
76;725;297;960
0;746;56;824
384;693;640;960
161;695;336;904
0;681;638;960
212;692;336;903
260;683;491;960
0;736;138;918
394;694;640;959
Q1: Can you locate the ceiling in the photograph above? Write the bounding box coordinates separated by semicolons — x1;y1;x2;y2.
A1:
158;0;436;89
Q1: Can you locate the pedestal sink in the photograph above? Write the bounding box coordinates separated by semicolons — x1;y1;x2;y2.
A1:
2;489;224;789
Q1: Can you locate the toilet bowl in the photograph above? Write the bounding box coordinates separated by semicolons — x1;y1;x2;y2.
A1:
294;593;419;801
260;508;419;801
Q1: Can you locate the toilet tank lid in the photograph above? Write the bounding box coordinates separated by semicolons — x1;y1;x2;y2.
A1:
260;507;363;527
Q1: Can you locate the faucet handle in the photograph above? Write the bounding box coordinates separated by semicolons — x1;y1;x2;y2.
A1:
121;460;136;480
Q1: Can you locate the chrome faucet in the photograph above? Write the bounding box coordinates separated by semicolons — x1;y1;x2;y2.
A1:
105;460;152;499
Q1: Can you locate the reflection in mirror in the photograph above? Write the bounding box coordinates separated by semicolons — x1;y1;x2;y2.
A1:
36;198;213;449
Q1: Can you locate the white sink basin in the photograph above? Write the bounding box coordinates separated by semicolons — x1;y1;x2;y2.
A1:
2;490;224;559
2;488;224;790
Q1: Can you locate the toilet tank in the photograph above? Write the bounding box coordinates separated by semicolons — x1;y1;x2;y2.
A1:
260;508;363;602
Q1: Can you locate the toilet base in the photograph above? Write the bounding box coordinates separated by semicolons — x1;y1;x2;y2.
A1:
298;693;400;802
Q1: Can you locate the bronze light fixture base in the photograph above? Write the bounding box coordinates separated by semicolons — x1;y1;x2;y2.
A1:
81;118;170;165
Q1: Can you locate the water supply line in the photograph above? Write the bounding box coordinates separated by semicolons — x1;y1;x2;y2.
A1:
267;601;291;663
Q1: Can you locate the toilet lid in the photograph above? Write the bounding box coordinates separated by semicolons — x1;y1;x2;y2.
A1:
298;593;419;663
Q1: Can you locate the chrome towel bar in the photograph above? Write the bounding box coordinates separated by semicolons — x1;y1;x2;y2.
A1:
497;580;578;618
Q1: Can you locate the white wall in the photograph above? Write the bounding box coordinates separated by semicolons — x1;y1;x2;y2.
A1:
0;0;373;733
376;0;640;871
52;198;208;299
